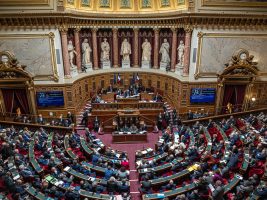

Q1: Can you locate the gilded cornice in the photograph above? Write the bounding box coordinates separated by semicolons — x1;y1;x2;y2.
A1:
0;12;266;29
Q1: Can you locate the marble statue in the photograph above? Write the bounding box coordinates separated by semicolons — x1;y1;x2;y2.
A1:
81;38;92;65
120;38;131;61
101;38;110;61
142;39;152;61
177;40;185;67
68;40;77;68
159;38;170;64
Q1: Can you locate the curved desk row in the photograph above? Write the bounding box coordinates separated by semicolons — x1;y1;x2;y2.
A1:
45;175;111;200
25;184;54;200
29;132;43;174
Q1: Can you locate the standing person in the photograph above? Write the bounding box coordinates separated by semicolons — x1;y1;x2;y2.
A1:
80;110;89;126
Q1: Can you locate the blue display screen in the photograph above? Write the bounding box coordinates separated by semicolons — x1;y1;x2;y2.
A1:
190;88;216;104
36;91;64;107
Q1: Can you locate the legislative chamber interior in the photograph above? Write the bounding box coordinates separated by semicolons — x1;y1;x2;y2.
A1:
0;1;266;200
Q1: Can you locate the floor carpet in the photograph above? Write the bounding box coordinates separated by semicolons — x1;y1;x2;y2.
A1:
78;130;161;200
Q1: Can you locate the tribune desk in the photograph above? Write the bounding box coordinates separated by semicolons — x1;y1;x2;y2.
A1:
112;131;147;143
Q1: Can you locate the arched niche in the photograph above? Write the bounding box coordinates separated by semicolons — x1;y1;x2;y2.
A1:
215;49;259;114
0;51;37;119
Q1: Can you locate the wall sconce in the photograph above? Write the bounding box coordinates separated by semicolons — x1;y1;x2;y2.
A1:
251;97;256;102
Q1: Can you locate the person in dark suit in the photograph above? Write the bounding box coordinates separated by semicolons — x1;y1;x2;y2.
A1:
188;110;193;120
80;109;89;126
157;113;163;131
67;112;74;124
139;178;152;194
94;116;100;132
107;176;118;195
107;84;113;92
64;187;80;200
118;180;130;193
153;92;162;102
37;114;45;124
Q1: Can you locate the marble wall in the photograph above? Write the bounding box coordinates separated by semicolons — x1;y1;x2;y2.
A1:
189;28;267;82
200;34;267;74
0;29;64;83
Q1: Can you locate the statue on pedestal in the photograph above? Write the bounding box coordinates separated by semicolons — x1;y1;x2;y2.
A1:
142;39;152;62
81;38;92;71
120;38;131;61
159;38;170;64
159;38;170;70
68;40;77;68
101;38;110;61
177;40;185;67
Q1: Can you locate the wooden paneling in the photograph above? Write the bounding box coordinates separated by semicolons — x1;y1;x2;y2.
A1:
34;72;267;118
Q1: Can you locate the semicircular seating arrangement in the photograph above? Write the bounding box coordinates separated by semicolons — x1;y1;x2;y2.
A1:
0;112;266;200
137;113;267;200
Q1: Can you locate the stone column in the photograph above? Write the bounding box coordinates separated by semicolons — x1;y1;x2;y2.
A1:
153;28;160;69
133;28;139;68
183;27;193;76
59;27;71;78
92;28;99;70
171;28;177;72
74;28;82;72
112;28;119;68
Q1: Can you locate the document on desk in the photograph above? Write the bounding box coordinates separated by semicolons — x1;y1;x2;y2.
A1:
115;195;123;200
208;184;215;192
157;193;165;198
64;166;70;171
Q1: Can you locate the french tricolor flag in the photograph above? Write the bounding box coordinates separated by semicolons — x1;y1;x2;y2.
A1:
136;73;139;82
117;73;121;84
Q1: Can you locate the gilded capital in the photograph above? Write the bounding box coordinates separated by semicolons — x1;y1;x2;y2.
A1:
58;25;68;33
133;28;139;32
74;28;81;33
112;28;118;32
92;28;98;33
153;28;160;33
171;28;177;33
184;26;193;34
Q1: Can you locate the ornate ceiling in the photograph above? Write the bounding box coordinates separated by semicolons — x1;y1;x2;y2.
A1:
0;0;266;30
65;0;188;14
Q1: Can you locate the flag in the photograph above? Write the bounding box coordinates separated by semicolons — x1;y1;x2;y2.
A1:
136;73;140;83
113;73;116;85
131;73;135;85
117;73;121;84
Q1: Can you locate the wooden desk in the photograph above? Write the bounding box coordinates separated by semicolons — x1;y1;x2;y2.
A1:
117;97;139;103
101;92;115;102
112;133;147;143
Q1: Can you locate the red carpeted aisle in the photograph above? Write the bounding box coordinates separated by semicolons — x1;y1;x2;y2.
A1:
78;130;161;200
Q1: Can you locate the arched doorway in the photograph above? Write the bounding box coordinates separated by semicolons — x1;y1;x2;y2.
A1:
215;49;259;114
0;51;37;119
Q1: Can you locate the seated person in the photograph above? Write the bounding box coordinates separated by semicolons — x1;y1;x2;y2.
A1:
118;180;130;193
130;124;138;133
121;124;129;132
107;176;118;195
139;178;152;194
153;92;162;102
